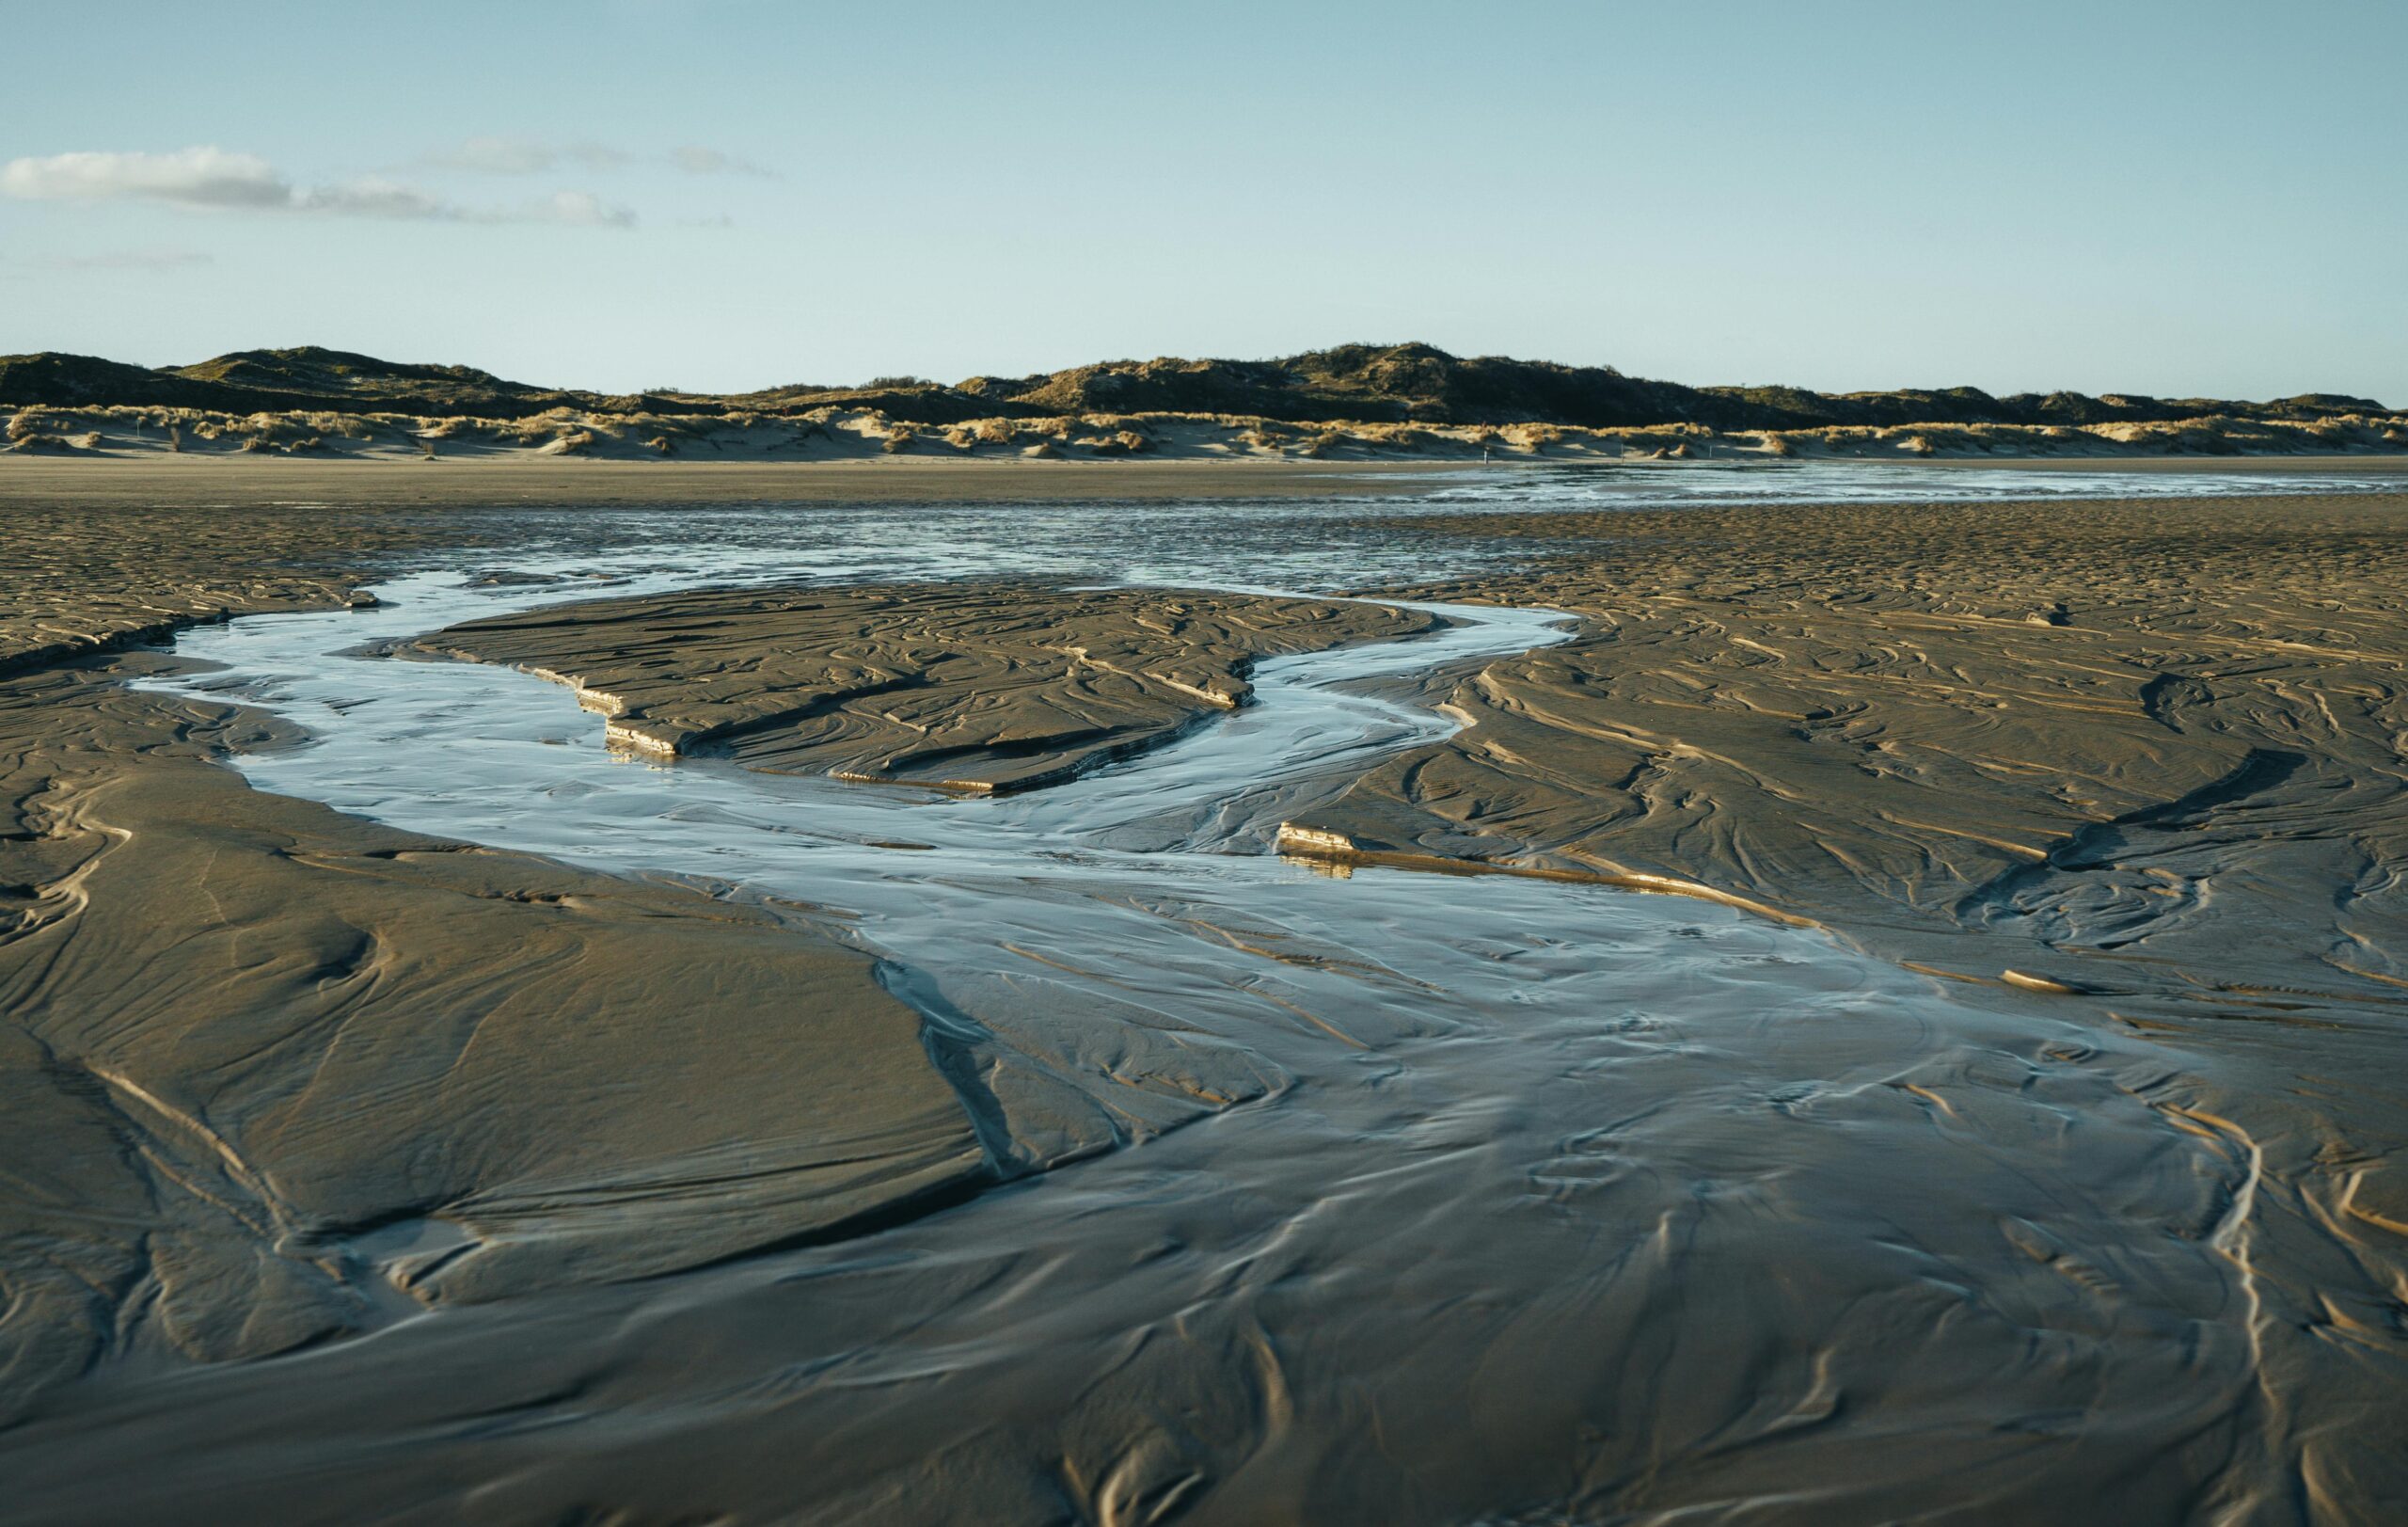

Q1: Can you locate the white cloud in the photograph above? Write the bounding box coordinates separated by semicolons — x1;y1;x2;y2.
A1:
2;147;634;228
519;190;638;229
0;147;292;209
671;144;771;178
295;176;453;219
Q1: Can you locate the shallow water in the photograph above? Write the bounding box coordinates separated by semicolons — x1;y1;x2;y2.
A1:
1412;457;2408;511
64;475;2330;1520
293;458;2408;603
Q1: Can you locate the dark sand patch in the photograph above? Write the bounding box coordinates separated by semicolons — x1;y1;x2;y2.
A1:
421;583;1435;791
0;661;984;1414
0;500;466;677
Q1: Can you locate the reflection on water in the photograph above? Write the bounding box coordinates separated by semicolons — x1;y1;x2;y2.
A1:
1414;457;2408;511
334;459;2408;608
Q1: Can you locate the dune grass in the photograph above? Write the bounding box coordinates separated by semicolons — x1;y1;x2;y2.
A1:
0;399;2399;465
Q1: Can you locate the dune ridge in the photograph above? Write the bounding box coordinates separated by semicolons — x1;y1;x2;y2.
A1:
7;396;2405;465
7;341;2400;465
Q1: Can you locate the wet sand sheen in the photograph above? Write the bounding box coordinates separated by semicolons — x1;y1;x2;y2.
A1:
0;661;986;1367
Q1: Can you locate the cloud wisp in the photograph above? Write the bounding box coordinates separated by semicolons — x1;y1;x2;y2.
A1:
424;136;633;175
420;136;774;179
2;148;636;227
670;145;773;178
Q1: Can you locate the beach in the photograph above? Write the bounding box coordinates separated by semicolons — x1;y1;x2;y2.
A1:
0;460;2401;1521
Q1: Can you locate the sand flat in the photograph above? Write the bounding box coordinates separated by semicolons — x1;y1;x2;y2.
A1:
0;660;992;1406
2;474;2404;1519
5;452;2406;514
0;453;1478;508
1308;493;2407;996
1262;492;2408;1501
421;583;1436;790
0;515;1435;1423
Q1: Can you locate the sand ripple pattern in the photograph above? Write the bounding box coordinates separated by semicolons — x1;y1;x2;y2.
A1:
0;482;2401;1521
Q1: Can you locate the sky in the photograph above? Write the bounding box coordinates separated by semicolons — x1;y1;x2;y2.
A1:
3;0;2402;401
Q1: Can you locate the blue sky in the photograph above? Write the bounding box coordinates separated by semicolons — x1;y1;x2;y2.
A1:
4;0;2401;400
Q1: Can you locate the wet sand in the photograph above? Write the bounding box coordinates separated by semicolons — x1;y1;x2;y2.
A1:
396;490;2408;1514
0;517;1439;1425
0;455;1475;510
0;661;986;1400
1;473;2403;1520
0;500;444;676
1287;492;2408;1510
423;583;1434;789
11;567;2298;1525
1317;494;2408;999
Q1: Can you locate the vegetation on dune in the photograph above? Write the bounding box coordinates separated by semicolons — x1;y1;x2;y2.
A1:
5;396;2404;465
0;346;721;422
2;342;2390;436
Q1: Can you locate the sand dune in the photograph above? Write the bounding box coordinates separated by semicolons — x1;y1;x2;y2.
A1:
8;396;2407;466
